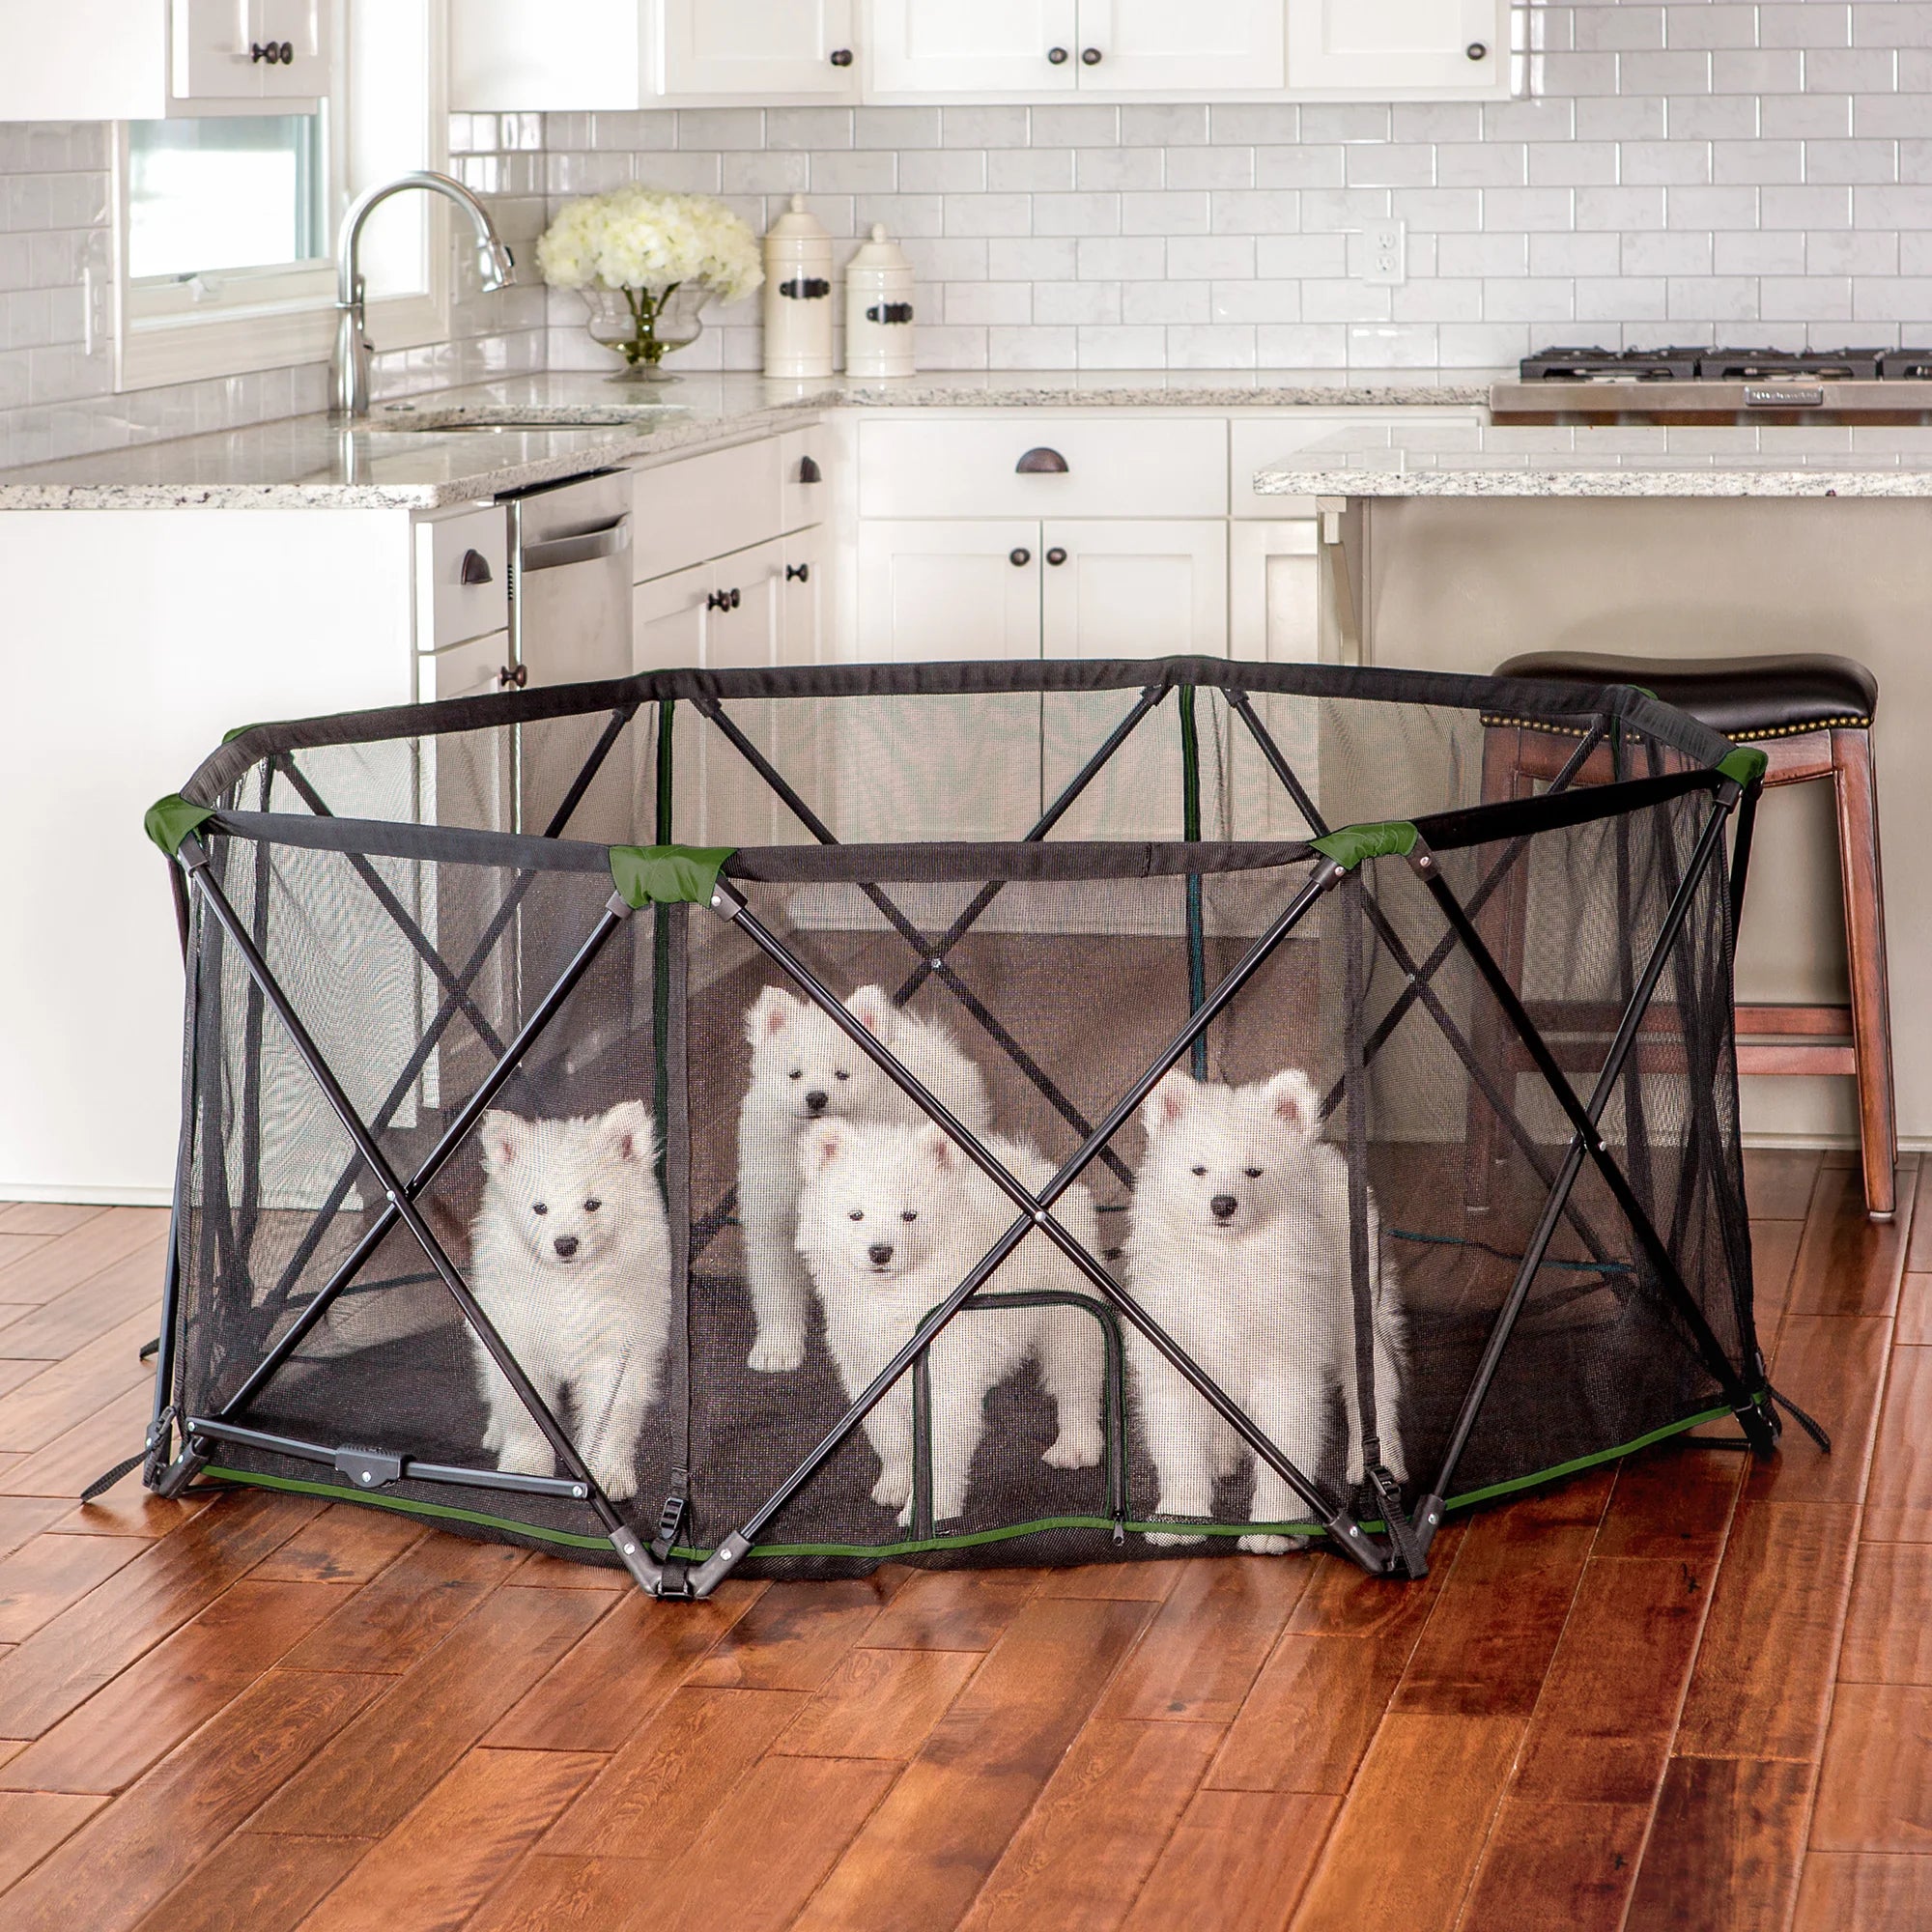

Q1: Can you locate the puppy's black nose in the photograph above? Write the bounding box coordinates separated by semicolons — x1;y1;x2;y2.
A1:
805;1090;828;1114
867;1242;894;1266
1209;1195;1237;1221
554;1234;580;1259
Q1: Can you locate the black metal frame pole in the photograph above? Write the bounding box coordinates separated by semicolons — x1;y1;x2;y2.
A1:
1179;682;1209;1078
1406;798;1771;1554
686;858;1387;1597
157;837;663;1591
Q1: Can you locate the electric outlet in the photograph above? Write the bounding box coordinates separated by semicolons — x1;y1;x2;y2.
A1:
1361;220;1406;288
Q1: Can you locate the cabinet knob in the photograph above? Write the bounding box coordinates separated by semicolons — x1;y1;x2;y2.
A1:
1465;40;1489;59
786;562;810;582
1009;547;1032;567
497;664;527;690
1047;45;1068;64
706;589;728;611
797;454;822;484
830;46;853;66
730;586;742;609
1081;45;1102;64
459;548;493;586
1045;547;1067;567
1015;446;1069;474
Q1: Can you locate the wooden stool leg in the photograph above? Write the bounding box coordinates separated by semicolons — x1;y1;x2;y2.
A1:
1833;727;1897;1219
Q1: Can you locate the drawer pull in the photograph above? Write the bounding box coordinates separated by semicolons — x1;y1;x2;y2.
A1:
830;46;853;66
1047;45;1068;63
779;277;831;299
1015;446;1068;474
497;663;527;690
1009;548;1032;568
797;454;822;484
459;548;494;586
1081;45;1102;64
705;586;744;611
1466;40;1488;59
1045;547;1067;567
785;562;810;582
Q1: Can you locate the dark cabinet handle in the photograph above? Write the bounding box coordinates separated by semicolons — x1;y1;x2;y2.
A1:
1081;46;1102;64
250;40;295;62
706;589;728;611
1466;41;1489;59
497;664;527;690
830;46;853;66
459;548;493;586
1045;547;1067;566
1047;45;1068;63
282;41;294;61
1009;548;1031;567
797;454;821;484
1015;446;1069;474
779;277;831;299
786;562;810;582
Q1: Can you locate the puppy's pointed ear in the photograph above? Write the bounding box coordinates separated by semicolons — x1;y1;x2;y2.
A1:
1263;1068;1320;1142
480;1109;527;1171
798;1117;849;1181
846;984;891;1037
601;1099;655;1165
916;1122;956;1172
1142;1068;1196;1138
746;985;798;1046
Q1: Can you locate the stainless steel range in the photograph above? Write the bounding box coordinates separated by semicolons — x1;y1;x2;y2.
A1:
1490;345;1932;422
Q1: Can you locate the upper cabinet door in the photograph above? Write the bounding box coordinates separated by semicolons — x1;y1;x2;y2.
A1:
1071;0;1282;93
660;0;858;99
171;0;328;104
869;0;1078;97
1287;0;1509;95
251;0;329;99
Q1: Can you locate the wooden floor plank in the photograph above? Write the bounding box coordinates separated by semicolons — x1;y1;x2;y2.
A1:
461;1853;647;1932
1839;1542;1932;1685
0;1533;147;1644
0;1244;165;1362
0;1578;351;1795
0;1383;153;1500
1121;1788;1338;1932
791;1595;1153;1932
772;1643;980;1762
0;1789;108;1892
1592;1443;1741;1562
1033;1559;1186;1603
1206;1632;1412;1797
1750;1217;1806;1338
0;1239;50;1276
1782;1161;1917;1320
1743;1150;1823;1223
863;1569;1040;1651
1287;1712;1524;1932
684;1578;893;1693
47;1492;210;1541
0;1316;157;1457
1792;1851;1932;1930
1672;1499;1859;1761
1623;1754;1811;1932
960;1717;1223;1932
1809;1681;1932;1853
247;1585;610;1839
0;1501;69;1564
244;1504;424;1586
126;1833;367;1932
289;1747;604;1932
1861;1344;1932;1544
0;1490;322;1739
486;1578;764;1752
0;1668;384;1932
0;1211;166;1308
1746;1315;1890;1507
1892;1271;1932;1349
1456;1796;1650;1932
1099;1554;1310;1725
0;1206;105;1238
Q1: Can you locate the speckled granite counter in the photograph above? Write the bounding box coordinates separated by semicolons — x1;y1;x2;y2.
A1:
1254;416;1932;498
0;369;1492;511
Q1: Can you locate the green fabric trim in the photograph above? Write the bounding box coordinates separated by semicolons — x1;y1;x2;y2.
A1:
144;794;216;858
1308;820;1419;870
1440;1403;1737;1512
202;1466;615;1548
221;723;266;746
608;843;735;910
1719;746;1769;789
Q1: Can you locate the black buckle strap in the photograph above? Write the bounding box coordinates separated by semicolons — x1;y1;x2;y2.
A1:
1366;1464;1428;1579
650;1471;689;1563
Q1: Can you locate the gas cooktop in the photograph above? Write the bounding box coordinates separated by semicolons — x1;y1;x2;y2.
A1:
1492;345;1932;420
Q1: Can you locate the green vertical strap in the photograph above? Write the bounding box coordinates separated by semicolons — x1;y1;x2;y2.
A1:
651;697;675;1186
1179;682;1208;1079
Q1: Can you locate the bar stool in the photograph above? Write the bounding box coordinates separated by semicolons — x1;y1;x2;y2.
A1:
1490;650;1895;1220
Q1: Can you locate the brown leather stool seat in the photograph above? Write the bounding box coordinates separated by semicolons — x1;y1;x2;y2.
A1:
1488;648;1895;1218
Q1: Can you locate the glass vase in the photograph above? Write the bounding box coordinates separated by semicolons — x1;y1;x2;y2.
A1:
580;282;713;383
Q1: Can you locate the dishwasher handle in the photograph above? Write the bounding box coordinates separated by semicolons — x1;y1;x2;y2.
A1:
521;515;632;573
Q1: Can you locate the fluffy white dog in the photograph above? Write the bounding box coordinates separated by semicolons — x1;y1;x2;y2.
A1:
736;982;992;1374
1125;1067;1407;1554
794;1117;1105;1525
468;1100;670;1503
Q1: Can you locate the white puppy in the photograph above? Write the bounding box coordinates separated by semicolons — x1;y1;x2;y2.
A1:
736;982;993;1374
468;1100;670;1503
794;1117;1105;1525
1125;1067;1407;1554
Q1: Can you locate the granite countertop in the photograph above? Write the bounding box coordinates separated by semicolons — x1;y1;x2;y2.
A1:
0;368;1492;511
1254;417;1932;498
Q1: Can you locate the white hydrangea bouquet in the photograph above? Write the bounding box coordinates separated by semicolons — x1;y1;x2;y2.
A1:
537;186;763;381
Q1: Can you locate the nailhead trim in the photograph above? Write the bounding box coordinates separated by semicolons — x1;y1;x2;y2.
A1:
1480;712;1872;741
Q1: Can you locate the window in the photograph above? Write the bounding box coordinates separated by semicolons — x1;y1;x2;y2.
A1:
127;115;326;283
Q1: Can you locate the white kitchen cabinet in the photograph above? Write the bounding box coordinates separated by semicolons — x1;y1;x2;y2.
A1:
420;626;514;702
1287;0;1509;96
780;526;830;668
415;503;509;652
630;439;788;584
1071;0;1282;93
868;0;1078;96
1230;521;1320;664
174;0;330;103
1041;519;1227;660
857;519;1044;663
661;0;857;99
633;558;711;673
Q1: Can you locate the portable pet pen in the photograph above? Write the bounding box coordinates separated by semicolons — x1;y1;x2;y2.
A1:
128;657;1783;1592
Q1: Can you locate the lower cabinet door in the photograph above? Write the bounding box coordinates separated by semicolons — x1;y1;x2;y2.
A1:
857;519;1042;663
698;538;787;845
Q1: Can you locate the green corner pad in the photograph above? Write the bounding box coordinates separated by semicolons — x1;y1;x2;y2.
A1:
199;1402;1745;1569
1308;819;1418;870
608;843;736;909
221;722;265;746
1719;745;1770;789
144;794;215;858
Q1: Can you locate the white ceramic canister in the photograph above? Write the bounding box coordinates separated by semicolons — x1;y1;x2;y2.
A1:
844;224;917;379
762;194;834;379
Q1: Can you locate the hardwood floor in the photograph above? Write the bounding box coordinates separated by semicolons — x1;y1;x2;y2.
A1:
0;1153;1922;1930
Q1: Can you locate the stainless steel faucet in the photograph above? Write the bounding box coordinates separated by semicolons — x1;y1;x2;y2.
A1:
332;170;516;419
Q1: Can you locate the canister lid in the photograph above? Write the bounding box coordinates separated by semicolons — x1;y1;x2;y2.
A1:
846;223;911;272
766;193;829;242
